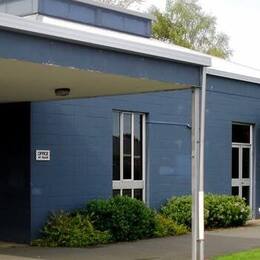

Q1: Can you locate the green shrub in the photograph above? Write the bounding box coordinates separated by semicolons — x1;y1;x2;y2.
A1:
33;211;111;247
160;195;208;228
161;194;250;229
84;196;156;241
205;194;250;228
153;214;188;238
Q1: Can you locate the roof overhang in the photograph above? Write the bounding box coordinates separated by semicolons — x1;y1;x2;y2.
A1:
0;13;211;67
0;58;191;103
207;57;260;85
0;13;209;103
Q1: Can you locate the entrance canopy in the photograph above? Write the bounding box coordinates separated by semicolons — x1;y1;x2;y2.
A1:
0;58;193;102
0;13;210;102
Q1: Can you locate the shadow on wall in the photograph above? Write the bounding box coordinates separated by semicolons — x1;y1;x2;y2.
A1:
0;103;31;243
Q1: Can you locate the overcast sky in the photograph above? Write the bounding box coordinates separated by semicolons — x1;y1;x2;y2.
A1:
138;0;260;70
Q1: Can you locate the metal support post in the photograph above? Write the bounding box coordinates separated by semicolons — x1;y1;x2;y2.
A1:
198;67;207;260
191;66;207;260
191;86;200;260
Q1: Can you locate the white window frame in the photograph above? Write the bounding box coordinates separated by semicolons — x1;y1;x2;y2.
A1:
232;123;253;209
112;111;146;201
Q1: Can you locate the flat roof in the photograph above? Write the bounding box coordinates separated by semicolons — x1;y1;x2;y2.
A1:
2;12;260;85
0;12;211;67
207;57;260;85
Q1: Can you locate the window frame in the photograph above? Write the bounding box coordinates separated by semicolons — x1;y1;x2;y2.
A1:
231;123;253;209
112;111;146;202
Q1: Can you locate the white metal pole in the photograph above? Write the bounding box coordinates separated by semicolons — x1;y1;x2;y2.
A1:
198;67;207;260
191;87;200;260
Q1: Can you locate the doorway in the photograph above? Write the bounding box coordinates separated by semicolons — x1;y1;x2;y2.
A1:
0;103;31;243
232;124;253;207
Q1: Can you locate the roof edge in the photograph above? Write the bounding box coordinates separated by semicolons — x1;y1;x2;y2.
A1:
0;13;211;67
207;67;260;85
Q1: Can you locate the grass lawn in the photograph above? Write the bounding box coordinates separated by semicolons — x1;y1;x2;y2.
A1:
214;249;260;259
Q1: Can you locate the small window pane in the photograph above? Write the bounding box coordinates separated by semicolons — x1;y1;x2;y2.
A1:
123;189;132;197
123;114;132;155
123;156;131;179
242;186;250;205
134;114;142;156
232;147;239;179
242;148;250;179
232;124;250;143
123;114;132;179
113;189;120;197
134;157;142;180
134;189;143;201
232;186;239;196
113;112;120;180
134;114;143;180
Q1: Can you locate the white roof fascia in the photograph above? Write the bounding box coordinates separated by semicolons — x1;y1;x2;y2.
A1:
0;13;211;67
207;68;260;85
207;57;260;85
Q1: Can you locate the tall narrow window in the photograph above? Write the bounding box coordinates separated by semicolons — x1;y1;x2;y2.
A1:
113;112;120;181
112;111;146;201
231;123;252;207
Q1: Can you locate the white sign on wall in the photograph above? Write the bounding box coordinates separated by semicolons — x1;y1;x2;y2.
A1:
36;150;51;161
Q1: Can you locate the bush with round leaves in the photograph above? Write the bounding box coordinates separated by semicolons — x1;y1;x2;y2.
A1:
161;194;250;229
205;194;250;228
84;196;156;241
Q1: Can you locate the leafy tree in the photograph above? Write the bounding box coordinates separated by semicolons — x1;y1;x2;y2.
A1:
95;0;144;8
152;0;232;59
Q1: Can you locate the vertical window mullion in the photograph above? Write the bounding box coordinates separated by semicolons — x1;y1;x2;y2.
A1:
120;113;124;183
131;113;134;182
250;125;253;209
239;146;243;197
142;114;146;202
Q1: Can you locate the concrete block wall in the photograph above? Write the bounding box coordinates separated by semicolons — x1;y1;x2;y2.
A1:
30;75;260;238
30;90;192;238
205;75;260;218
0;0;152;37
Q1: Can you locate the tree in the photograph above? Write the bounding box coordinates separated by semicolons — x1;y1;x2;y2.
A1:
152;0;232;59
95;0;144;8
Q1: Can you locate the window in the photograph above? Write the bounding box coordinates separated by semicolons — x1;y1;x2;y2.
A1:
112;111;146;201
231;123;253;207
232;124;250;143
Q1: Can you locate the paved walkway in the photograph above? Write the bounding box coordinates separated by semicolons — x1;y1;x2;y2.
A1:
1;223;260;260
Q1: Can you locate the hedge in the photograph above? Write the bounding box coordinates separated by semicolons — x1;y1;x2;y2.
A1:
33;194;249;247
33;196;188;247
161;194;250;229
153;214;188;238
83;196;156;241
33;212;112;247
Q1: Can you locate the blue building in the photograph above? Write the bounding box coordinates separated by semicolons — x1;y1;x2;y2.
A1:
0;0;259;243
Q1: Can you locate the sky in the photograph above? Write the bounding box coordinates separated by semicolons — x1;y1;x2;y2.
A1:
137;0;260;70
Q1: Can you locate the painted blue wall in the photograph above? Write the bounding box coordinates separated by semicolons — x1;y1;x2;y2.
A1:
205;75;260;218
30;75;260;239
30;90;192;238
0;0;152;37
0;30;201;87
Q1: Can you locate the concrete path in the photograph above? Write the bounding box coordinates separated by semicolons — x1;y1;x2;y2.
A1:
1;223;260;260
